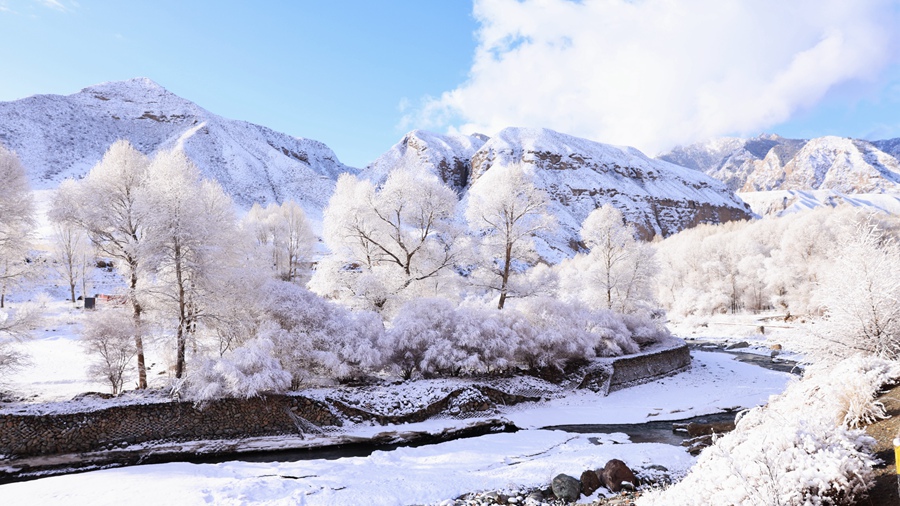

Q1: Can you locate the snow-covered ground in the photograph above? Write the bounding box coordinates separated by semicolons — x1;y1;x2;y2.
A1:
668;311;805;362
0;308;793;506
0;430;694;506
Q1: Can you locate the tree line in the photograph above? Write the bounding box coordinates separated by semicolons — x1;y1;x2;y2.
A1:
0;140;665;396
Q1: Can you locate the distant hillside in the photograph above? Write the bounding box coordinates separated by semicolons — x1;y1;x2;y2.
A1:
0;78;355;219
369;127;753;260
660;134;900;194
738;189;900;217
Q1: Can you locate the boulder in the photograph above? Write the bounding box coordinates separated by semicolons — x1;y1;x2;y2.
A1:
580;469;602;496
685;420;736;438
601;459;637;492
551;473;581;502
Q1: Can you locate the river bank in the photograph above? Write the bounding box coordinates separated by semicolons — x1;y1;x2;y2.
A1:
0;350;792;505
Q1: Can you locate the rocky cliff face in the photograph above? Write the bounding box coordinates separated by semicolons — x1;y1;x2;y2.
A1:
470;128;752;249
0;78;354;217
660;134;900;194
370;127;753;258
365;129;488;193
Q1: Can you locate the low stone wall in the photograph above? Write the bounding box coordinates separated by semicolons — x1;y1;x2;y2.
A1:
608;337;691;392
0;338;690;461
0;395;339;458
577;336;691;394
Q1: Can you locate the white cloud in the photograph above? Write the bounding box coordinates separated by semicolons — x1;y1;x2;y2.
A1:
417;0;900;154
34;0;68;11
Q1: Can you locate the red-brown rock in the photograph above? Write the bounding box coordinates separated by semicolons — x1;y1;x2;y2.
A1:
581;469;602;496
601;459;637;492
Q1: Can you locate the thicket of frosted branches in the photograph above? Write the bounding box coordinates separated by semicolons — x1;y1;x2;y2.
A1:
187;285;670;400
656;207;900;320
655;206;900;363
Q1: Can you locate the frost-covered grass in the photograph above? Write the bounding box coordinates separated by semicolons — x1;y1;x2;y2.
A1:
637;356;900;506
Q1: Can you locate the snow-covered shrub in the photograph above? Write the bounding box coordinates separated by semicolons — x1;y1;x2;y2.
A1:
381;298;480;378
260;280;385;387
619;312;670;348
513;298;643;368
187;337;292;401
380;297;661;379
637;355;900;506
790;356;900;429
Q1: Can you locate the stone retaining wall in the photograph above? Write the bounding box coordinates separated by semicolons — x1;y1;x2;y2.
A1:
608;338;691;392
0;338;691;460
0;395;339;458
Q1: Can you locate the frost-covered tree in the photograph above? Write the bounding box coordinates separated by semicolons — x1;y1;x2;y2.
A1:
0;303;40;378
0;146;35;309
244;200;316;282
559;204;657;314
81;309;139;395
465;166;554;309
50;222;94;304
140;149;245;379
311;171;462;313
52;140;152;388
805;221;900;361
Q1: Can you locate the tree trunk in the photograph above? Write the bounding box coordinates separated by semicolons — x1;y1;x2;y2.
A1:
130;264;148;389
174;243;187;379
498;242;513;310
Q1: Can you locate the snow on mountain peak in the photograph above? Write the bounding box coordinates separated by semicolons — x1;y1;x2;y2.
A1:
365;129;487;192
81;77;168;96
368;126;752;260
0;78;355;219
660;134;900;193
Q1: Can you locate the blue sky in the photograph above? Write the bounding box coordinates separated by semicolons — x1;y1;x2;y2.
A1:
2;0;900;167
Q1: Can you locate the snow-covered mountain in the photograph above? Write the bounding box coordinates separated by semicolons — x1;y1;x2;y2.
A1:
737;189;900;217
660;134;900;194
365;130;488;193
370;128;753;257
0;78;354;218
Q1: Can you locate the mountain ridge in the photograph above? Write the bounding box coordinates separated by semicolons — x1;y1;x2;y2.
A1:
659;134;900;194
0;77;355;219
368;127;754;260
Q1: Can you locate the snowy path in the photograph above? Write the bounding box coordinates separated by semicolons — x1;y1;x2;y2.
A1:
0;351;792;506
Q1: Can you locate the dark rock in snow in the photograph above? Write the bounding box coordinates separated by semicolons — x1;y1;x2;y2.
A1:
551;473;581;501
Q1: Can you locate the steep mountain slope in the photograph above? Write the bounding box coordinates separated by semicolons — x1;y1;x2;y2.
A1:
0;78;354;216
370;128;753;259
660;134;900;194
469;128;752;252
365;130;488;193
